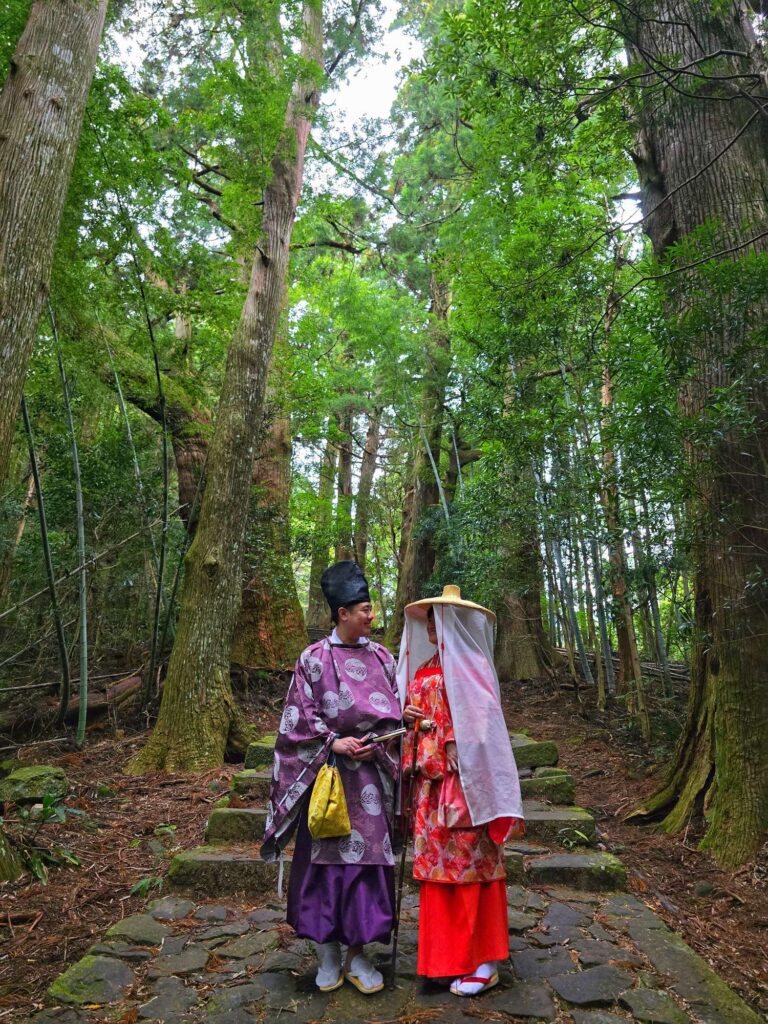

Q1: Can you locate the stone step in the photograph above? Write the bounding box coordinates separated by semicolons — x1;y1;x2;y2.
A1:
168;845;623;898
522;803;596;846
169;843;526;896
205;807;267;845
167;846;286;895
525;851;627;891
244;734;277;769
509;734;559;769
520;772;575;805
231;769;271;801
211;794;591;849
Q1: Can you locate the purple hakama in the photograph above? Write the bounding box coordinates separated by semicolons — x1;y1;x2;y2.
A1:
287;809;395;945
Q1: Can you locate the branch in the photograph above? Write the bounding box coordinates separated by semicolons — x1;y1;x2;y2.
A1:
291;238;364;254
187;187;239;233
325;0;366;79
311;139;404;215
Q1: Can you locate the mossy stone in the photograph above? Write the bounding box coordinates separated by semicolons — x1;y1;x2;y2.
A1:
523;804;596;845
533;766;568;778
105;913;169;945
0;764;68;803
47;954;133;1005
244;735;277;769
521;774;576;805
510;735;559;769
167;845;283;895
205;807;267;844
527;852;627;891
231;769;271;801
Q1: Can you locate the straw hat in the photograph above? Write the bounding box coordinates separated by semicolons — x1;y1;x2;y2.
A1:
405;584;495;621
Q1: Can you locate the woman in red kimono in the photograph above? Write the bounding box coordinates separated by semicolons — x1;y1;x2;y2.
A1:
397;586;524;996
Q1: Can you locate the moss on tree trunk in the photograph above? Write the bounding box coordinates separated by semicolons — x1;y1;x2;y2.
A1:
232;410;307;669
0;0;107;491
128;1;323;775
625;0;768;865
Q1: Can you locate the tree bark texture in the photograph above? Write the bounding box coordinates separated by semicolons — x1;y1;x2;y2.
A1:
128;1;323;774
495;533;554;682
0;0;107;492
387;271;451;644
353;406;382;572
334;407;354;561
0;470;34;607
306;437;337;631
231;409;307;668
625;0;768;864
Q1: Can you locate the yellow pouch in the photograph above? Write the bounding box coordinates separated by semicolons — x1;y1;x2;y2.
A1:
308;761;351;839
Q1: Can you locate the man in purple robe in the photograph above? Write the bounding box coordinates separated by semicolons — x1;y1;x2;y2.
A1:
261;561;401;995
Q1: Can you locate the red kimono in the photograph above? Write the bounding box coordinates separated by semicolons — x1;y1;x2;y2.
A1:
404;654;512;977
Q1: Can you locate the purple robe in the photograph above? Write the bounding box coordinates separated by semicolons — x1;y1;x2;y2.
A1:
261;637;401;867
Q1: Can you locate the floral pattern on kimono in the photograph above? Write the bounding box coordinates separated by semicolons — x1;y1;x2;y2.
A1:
404;655;506;884
261;637;401;867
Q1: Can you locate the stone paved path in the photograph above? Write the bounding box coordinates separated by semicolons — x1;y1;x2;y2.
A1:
31;730;764;1024
32;883;763;1023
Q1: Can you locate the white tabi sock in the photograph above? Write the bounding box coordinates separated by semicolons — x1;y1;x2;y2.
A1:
313;941;342;990
450;960;497;997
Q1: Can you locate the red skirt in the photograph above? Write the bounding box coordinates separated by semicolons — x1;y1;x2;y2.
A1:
417;878;509;977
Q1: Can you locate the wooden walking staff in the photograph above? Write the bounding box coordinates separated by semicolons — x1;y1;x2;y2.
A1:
389;716;434;989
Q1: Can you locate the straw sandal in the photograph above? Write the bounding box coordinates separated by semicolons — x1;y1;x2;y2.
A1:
344;953;385;994
315;942;344;992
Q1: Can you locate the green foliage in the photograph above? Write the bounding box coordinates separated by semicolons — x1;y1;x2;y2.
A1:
5;0;765;751
1;795;82;883
130;874;164;897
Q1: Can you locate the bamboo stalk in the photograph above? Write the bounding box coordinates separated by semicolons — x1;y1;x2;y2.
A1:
13;400;71;726
50;304;88;748
0;505;185;623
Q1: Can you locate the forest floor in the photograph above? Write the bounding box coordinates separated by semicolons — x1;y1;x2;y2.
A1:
0;675;765;1022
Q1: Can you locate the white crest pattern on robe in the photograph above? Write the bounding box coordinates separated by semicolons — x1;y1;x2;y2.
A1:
261;637;400;867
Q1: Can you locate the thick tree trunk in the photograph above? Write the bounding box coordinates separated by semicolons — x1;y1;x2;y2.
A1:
387;271;451;644
128;2;323;774
495;470;555;681
231;409;307;668
0;0;107;492
495;534;554;682
353;406;382;572
306;437;337;631
625;1;768;864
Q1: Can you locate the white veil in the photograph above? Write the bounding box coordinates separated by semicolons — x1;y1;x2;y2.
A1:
397;601;523;826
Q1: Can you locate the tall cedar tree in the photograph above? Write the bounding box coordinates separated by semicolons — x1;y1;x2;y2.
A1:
0;0;107;492
129;1;323;773
626;1;768;865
